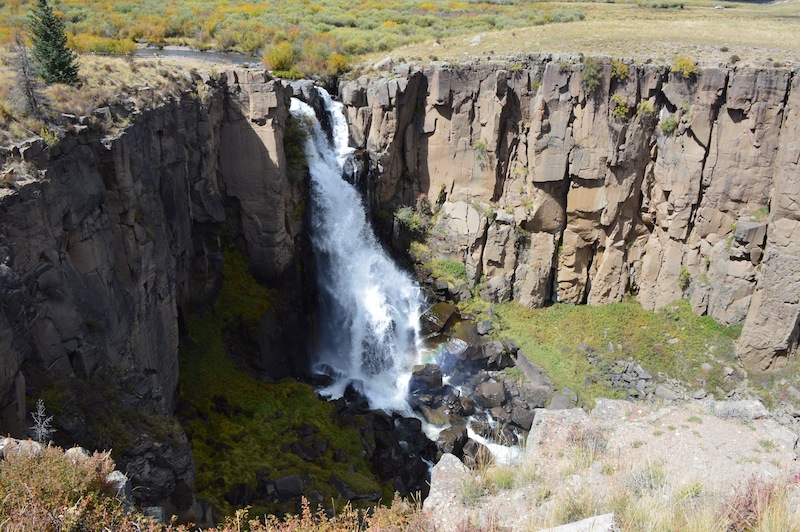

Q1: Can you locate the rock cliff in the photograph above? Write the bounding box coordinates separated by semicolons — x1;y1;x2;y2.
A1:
340;57;799;371
0;70;307;509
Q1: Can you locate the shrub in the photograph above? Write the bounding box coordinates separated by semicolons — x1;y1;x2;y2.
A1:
326;53;348;74
262;41;295;71
0;444;153;530
471;138;489;160
720;476;780;532
581;57;602;96
636;100;655;120
394;205;427;234
610;93;631;120
660;114;678;134
672;56;697;79
284;113;312;167
431;259;468;283
611;59;629;82
679;266;691;290
68;34;137;55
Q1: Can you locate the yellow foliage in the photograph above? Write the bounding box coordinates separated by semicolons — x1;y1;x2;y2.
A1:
69;34;137;55
381;21;399;29
327;53;349;74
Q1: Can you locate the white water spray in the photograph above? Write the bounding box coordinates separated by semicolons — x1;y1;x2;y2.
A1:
290;90;422;412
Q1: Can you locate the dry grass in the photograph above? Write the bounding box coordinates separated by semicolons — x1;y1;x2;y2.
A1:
0;442;431;531
465;439;800;531
0;52;207;147
373;1;800;67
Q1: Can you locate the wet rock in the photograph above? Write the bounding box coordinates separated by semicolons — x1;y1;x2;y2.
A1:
474;380;507;409
462;438;493;469
420;302;458;336
453;396;477;417
489;406;511;424
418;404;449;426
409;364;443;394
436;425;468;457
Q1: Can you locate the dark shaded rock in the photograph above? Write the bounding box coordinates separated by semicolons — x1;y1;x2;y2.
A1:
482;340;513;369
436;425;468;457
334;449;350;462
409;364;443;394
420;302;458;336
275;475;304;500
462;438;493;469
330;474;357;499
225;483;255;507
469;417;492;439
520;384;552;409
489;406;510;423
510;405;535;430
453;396;476;417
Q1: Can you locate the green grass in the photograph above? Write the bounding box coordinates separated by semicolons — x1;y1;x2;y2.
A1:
493;298;741;407
180;246;384;516
429;259;468;284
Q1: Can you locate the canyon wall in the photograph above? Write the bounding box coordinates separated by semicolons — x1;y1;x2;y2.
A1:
340;57;800;371
0;70;305;508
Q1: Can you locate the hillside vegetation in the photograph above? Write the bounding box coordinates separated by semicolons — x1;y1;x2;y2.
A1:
0;0;585;76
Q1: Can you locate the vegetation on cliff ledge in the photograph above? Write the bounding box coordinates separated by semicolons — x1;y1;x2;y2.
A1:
493;298;744;407
179;246;386;517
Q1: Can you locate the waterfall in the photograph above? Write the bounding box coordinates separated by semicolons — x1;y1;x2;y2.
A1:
290;90;422;412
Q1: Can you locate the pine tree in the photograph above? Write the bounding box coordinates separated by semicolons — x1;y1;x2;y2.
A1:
28;0;79;85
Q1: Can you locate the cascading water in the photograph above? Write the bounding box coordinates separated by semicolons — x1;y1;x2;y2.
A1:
290;90;422;412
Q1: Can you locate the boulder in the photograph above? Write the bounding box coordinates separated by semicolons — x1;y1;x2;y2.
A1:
409;364;443;394
462;438;493;469
473;380;507;409
274;475;304;500
436;425;468;457
420;302;458;336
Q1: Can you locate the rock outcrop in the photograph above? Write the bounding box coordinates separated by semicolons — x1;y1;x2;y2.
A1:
341;58;800;370
0;70;307;508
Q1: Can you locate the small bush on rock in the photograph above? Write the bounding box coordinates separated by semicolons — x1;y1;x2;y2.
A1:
660;114;679;134
581;57;602;96
672;56;697;79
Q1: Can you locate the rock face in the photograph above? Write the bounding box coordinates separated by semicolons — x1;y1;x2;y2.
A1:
0;70;307;505
340;58;800;371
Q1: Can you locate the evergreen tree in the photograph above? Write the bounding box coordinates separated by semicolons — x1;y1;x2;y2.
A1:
28;0;79;85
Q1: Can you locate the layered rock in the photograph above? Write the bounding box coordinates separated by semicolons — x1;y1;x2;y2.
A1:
341;58;800;370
